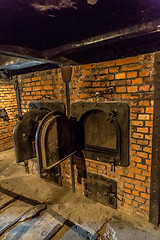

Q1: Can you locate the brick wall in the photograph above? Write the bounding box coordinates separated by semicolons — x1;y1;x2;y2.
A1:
0;81;18;151
16;53;155;219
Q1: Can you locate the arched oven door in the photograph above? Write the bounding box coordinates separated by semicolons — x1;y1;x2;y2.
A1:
35;112;75;184
83;109;120;169
71;101;129;167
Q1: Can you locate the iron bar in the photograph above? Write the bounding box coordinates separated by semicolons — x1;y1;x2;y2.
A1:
70;155;75;193
45;151;76;170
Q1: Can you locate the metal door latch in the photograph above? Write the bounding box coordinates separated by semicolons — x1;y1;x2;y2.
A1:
109;158;116;172
106;109;117;122
103;192;121;202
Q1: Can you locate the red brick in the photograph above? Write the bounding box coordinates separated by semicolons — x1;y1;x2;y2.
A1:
131;144;142;151
127;86;138;92
140;193;150;199
132;132;144;139
123;193;134;200
146;159;151;165
125;172;134;178
24;78;31;83
145;134;152;140
90;162;97;168
115;169;124;175
137;127;148;133
125;183;134;190
145;107;153;113
128;167;141;174
142;182;150;188
137;163;147;169
103;60;115;67
23;87;32;92
137;152;148;158
127;72;137;78
84;82;92;87
130;161;136;167
30;82;35;86
135;174;146;181
143;147;152;153
138;114;150;120
43;86;53;90
131;156;142;163
139;100;150;106
135;185;146;192
124;178;142;186
116;86;126;92
122;188;132;194
132;78;143;85
115;73;125;79
130;107;144;113
135;197;145;203
140;204;149;212
132;190;139;196
124;198;132;205
24;83;31;87
139;86;150;91
98;165;106;170
139;70;150;77
131;120;143;126
109;67;119;73
145;121;153;127
80;93;89;99
46;80;53;85
116;57;138;65
32;76;41;81
142;171;150;177
107;74;114;80
116;80;131;86
131;140;137;145
83;70;90;75
122;64;143;71
92;82;101;87
132;201;138;207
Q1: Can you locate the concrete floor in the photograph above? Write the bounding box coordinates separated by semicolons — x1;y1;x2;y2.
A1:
0;148;160;240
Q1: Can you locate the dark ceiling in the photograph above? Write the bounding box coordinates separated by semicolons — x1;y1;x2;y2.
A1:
0;0;160;76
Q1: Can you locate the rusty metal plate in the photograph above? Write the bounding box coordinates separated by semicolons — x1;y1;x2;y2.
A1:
84;173;117;209
13;109;48;163
29;101;66;114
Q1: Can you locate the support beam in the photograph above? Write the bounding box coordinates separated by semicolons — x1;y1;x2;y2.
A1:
149;52;160;225
0;45;45;62
44;19;160;59
0;20;160;73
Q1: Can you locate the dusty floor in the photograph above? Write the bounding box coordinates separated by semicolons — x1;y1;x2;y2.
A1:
0;148;160;239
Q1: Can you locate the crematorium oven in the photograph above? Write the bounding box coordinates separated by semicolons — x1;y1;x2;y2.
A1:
13;100;130;209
